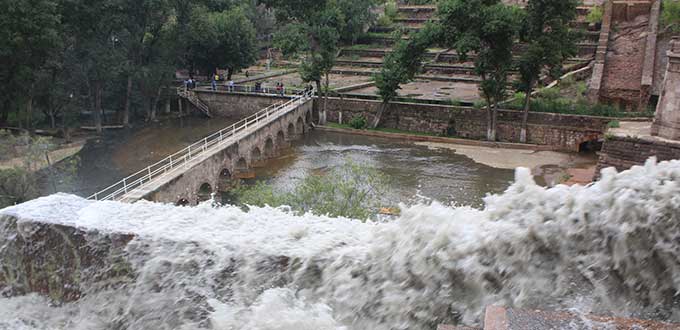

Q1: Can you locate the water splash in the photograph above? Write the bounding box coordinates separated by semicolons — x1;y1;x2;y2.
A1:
2;159;680;329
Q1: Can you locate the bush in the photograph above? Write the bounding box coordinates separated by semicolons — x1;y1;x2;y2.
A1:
384;1;398;19
0;167;39;208
233;161;389;220
586;6;603;24
608;120;620;128
377;14;393;27
349;115;368;129
662;0;680;32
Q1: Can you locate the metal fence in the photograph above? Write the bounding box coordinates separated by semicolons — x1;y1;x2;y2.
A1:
89;90;313;202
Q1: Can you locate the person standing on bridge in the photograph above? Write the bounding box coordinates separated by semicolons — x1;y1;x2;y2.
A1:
211;73;219;91
228;79;235;92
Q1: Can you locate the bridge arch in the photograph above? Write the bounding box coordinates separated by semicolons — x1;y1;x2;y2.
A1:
251;147;262;165
296;117;304;134
276;130;286;148
235;157;248;172
217;169;232;191
197;183;212;203
264;138;275;158
287;123;295;137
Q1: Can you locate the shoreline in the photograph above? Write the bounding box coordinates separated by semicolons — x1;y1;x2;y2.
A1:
316;125;597;186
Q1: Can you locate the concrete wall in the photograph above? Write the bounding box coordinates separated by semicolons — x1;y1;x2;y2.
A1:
595;135;680;176
145;100;313;205
194;90;290;118
320;97;609;152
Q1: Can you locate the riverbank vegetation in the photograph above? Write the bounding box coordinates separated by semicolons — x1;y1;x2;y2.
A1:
232;162;390;220
0;0;269;132
0;130;79;208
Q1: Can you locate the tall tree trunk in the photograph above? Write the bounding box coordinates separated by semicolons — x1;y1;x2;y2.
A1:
315;80;323;125
322;73;330;125
520;80;533;143
0;101;9;127
227;68;233;81
485;96;494;141
49;109;56;129
25;92;33;131
93;81;103;134
150;87;162;122
144;97;152;122
123;75;132;127
372;102;388;129
491;101;498;142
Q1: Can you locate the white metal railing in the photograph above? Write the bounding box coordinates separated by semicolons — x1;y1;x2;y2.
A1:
213;84;310;96
89;90;314;202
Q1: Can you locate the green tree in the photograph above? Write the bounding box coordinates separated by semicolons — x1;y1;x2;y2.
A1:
269;0;345;125
373;25;438;128
0;0;61;129
439;0;521;140
517;0;578;143
117;0;174;126
187;5;258;80
336;0;378;44
61;0;127;133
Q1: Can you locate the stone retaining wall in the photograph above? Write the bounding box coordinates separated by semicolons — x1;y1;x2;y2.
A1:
190;91;611;152
595;135;680;176
320;97;610;152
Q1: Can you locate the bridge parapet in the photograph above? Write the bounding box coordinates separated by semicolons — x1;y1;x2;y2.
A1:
90;91;314;204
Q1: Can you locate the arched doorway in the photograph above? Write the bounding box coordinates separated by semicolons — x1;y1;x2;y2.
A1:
197;183;212;203
264;138;275;158
579;139;603;154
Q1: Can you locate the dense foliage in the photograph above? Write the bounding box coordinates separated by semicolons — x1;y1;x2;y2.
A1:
373;0;579;141
267;0;379;124
0;0;262;131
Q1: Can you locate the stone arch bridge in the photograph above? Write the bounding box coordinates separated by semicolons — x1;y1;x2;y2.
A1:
90;93;314;206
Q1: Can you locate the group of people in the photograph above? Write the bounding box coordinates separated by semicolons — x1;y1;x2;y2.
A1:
211;73;235;91
191;72;315;97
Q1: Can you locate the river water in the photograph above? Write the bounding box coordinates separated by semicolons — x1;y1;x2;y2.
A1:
50;118;517;207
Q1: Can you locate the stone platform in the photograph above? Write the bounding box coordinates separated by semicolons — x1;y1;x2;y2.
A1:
441;306;680;330
595;121;680;176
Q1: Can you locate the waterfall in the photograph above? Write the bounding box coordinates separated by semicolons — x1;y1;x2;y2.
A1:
1;158;680;329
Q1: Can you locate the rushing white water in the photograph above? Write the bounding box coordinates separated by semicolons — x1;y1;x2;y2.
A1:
2;158;680;329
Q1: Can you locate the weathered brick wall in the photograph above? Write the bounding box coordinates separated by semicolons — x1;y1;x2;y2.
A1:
320;97;609;152
595;135;680;176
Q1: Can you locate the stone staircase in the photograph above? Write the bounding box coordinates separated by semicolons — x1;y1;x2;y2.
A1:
439;306;680;330
177;87;212;117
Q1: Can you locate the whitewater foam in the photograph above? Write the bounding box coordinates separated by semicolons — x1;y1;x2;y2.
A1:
2;158;680;329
